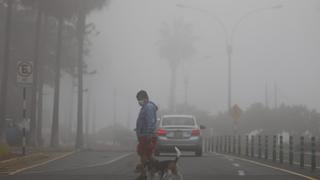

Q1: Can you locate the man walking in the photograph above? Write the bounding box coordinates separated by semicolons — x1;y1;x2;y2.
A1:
135;90;158;179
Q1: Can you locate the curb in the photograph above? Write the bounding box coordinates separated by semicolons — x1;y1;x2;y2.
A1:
1;150;76;176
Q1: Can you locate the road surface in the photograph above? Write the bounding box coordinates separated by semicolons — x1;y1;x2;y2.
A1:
0;150;317;180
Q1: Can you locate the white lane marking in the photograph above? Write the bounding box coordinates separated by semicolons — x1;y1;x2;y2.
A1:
220;153;317;180
238;170;245;176
24;152;133;174
223;155;234;161
232;163;240;167
226;157;234;161
85;152;133;168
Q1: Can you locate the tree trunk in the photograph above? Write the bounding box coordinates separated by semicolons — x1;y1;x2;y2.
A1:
75;3;86;149
30;2;43;147
169;65;177;113
0;0;13;144
37;13;48;147
50;16;64;148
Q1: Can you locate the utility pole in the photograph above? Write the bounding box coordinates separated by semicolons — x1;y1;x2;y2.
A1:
85;87;90;147
184;72;189;105
112;88;117;144
265;83;269;108
274;82;278;109
0;0;13;143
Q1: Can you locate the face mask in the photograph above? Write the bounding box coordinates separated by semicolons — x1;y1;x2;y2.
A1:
138;100;144;106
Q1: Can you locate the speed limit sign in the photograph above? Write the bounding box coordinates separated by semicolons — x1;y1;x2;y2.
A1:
17;61;33;85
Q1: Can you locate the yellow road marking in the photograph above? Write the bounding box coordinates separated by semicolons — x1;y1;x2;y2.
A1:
8;151;76;175
222;154;318;180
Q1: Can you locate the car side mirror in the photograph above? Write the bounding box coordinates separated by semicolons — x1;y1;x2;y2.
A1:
200;125;206;130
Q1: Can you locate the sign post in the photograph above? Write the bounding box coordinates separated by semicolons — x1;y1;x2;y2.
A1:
17;61;33;155
230;104;242;136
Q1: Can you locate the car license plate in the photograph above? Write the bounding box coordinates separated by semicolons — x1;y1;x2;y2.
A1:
175;132;183;138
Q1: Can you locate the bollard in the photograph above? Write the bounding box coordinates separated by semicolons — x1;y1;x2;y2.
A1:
273;135;277;162
311;136;316;172
300;136;304;169
224;136;227;153
279;135;283;164
229;136;232;153
289;136;293;165
216;136;219;152
258;135;262;159
207;137;210;152
203;137;206;153
220;136;223;153
208;137;210;152
246;135;249;157
233;136;236;154
265;136;268;160
211;136;214;152
238;135;241;156
251;136;254;158
209;136;212;152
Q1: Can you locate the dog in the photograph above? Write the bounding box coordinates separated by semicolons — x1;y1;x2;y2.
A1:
144;146;183;180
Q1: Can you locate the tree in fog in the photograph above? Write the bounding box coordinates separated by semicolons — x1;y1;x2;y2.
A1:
19;0;109;148
157;18;196;112
74;0;109;149
211;103;320;136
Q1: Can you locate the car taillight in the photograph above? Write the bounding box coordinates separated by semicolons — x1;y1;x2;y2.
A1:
157;128;167;136
191;129;200;136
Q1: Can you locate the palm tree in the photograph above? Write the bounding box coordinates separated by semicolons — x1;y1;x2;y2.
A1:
157;18;197;112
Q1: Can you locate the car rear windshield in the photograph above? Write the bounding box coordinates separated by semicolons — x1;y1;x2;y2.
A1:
162;117;195;126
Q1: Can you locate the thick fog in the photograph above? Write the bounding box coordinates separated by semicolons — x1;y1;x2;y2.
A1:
57;0;320;131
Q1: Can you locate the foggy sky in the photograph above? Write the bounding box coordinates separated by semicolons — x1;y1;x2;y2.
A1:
79;0;320;129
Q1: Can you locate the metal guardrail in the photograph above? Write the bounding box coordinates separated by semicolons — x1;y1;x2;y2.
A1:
203;135;320;172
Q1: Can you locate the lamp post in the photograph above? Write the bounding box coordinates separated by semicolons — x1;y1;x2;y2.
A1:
177;3;283;112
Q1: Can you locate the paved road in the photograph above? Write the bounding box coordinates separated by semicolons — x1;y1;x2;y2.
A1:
0;150;317;180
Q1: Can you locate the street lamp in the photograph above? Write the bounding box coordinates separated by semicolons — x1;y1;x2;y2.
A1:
177;3;283;112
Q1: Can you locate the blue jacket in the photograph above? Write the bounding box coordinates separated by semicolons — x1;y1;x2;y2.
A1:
136;101;158;137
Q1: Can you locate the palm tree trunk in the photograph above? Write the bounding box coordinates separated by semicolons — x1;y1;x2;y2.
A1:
75;3;86;149
0;0;13;144
50;16;64;148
